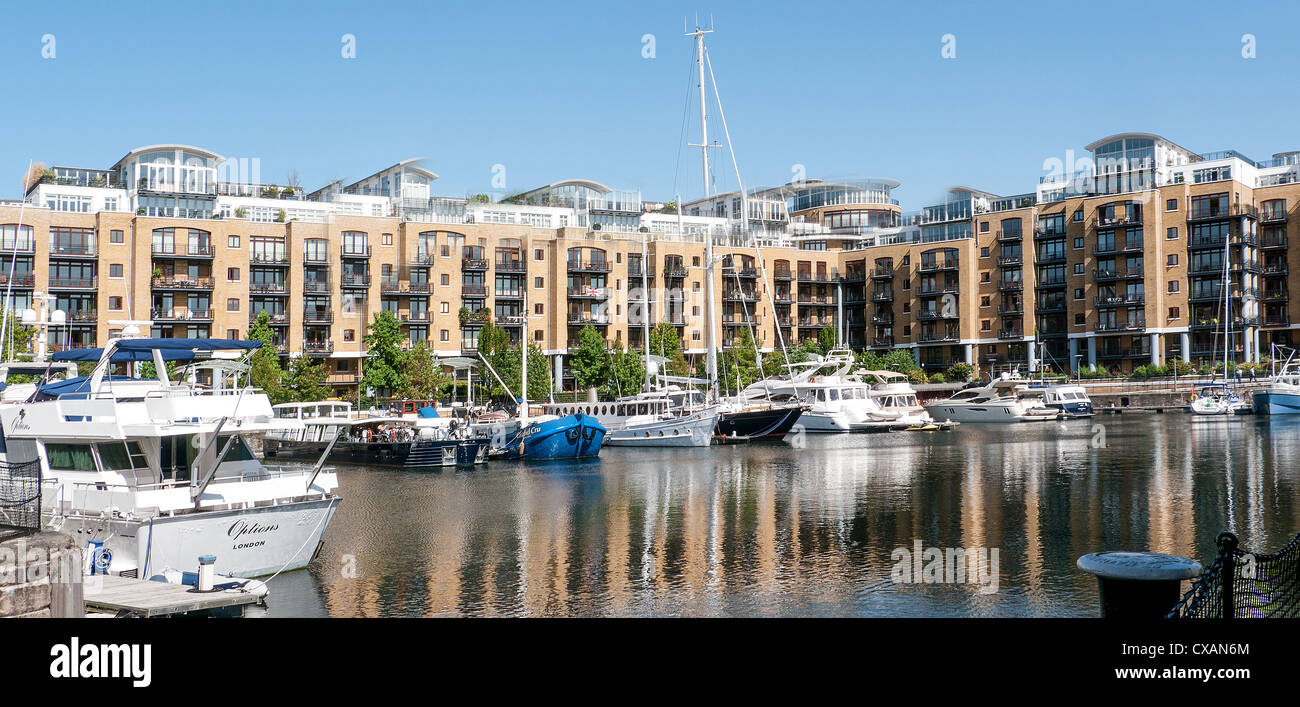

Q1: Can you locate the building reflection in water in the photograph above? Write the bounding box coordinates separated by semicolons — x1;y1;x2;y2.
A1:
285;417;1300;618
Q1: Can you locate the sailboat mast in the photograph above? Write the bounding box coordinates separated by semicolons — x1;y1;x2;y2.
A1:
520;285;529;423
641;231;652;391
1223;224;1231;387
690;25;719;402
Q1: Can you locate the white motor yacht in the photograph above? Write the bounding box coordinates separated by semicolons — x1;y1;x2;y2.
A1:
923;375;1061;423
0;336;340;582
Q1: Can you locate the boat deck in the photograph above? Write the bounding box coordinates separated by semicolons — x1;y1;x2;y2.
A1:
84;575;260;617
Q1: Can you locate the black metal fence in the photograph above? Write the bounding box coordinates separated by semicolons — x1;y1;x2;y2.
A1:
0;460;41;535
1169;530;1300;618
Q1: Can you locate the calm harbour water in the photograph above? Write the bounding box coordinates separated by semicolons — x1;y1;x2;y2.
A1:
260;415;1300;617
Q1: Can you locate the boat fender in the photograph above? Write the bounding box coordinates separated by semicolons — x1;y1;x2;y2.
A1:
566;426;580;444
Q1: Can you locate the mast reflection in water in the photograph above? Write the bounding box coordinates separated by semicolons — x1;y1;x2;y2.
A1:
261;416;1300;617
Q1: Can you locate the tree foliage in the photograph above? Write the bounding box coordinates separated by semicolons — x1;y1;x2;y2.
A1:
281;355;331;402
401;342;449;400
362;310;408;398
647;321;689;376
477;322;549;403
246;310;288;402
568;324;608;391
602;344;645;398
816;326;839;355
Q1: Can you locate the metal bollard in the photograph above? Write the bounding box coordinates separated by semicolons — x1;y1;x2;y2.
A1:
197;554;217;592
1077;551;1202;619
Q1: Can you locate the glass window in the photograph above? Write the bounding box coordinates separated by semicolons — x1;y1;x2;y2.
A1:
47;444;97;470
97;443;134;470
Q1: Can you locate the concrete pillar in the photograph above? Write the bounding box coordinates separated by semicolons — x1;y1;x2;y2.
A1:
1027;342;1037;373
1180;332;1191;363
1087;336;1097;368
912;346;921;365
1069;337;1080;374
964;343;974;365
553;354;564;393
1253;327;1261;362
1149;333;1159;365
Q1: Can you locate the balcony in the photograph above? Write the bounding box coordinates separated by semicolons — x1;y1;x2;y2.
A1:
1033;226;1067;240
664;264;688;279
304;341;334;356
916;310;958;321
250;252;290;266
1094;241;1144;256
1262;263;1289;277
773;291;794;303
1189;287;1259;302
495;260;526;272
838;270;867;283
49;243;97;258
327;372;360;385
302;280;330;293
250;313;289;326
497;315;526;327
797;294;837;305
1264;314;1291;327
408;253;437;267
871;337;894;348
493;290;523;300
1096;213;1142;229
341;245;371;259
568;260;611;274
1263;289;1289;302
303;250;329;264
1187;204;1257;223
340;275;371;289
722;289;759;302
917;332;960;343
1096;320;1146;333
250;281;289;295
871;314;894;325
381;279;432;295
1096;295;1144;308
567;287;609;300
997;255;1023;267
48;277;98;290
1035;252;1067;265
462;257;488;271
151;308;213;322
152;243;214;259
0;241;35;254
918;285;959;296
1098;347;1152;360
459;309;491;327
772;268;793;281
997;305;1023;316
462;284;487;297
303;309;333;324
798;271;834;283
1261;234;1289;249
917;259;960;273
724;315;757;326
152;275;214;290
1094;268;1144;282
999;280;1024;292
400;312;433;323
722;266;758;279
797;318;835;328
567;313;610;326
1035;279;1067;290
997;230;1023;243
1260;209;1288;224
998;329;1024;340
1034;301;1067;313
870;267;894;279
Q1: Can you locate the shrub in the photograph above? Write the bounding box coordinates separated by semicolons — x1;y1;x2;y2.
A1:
944;362;973;382
906;369;928;384
930;373;947;383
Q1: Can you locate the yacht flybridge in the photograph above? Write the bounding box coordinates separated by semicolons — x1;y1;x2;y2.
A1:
0;336;340;580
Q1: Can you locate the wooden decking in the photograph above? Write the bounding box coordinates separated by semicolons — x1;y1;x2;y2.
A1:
84;575;259;617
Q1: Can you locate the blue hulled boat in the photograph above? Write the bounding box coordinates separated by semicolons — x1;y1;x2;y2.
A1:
491;413;606;461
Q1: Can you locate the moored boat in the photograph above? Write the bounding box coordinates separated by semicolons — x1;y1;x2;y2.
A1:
923;375;1061;423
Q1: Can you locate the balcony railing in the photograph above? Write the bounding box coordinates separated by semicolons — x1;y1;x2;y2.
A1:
1096;320;1146;332
797;294;837;305
1094;241;1144;256
567;313;611;325
998;329;1024;340
567;287;609;299
917;259;960;272
303;309;334;324
917;310;958;321
1;273;35;288
1035;302;1067;313
151;308;213;321
918;285;960;296
664;265;688;278
302;280;330;293
997;255;1023;267
1094;268;1144;281
872;291;894;302
721;266;759;279
250;313;289;325
1263;289;1289;301
722;289;759;301
152;243;214;258
462;284;487;297
997;305;1023;316
49;243;97;257
382;279;432;294
48;277;97;290
772;268;793;281
999;280;1024;292
567;260;611;273
303;250;329;263
1260;208;1288;223
304;341;334;355
250;281;289;294
340;275;371;288
495;260;526;272
250;251;290;265
997;230;1023;242
152;275;214;290
870;267;894;279
1096;295;1144;307
1261;234;1288;249
871;337;894;348
341;245;372;258
1187;203;1258;222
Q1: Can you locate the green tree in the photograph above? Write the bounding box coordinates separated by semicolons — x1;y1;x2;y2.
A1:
715;327;762;393
816;326;838;355
247;310;287;401
648;321;689;376
362;310;408;399
602;344;645;398
401;342;450;400
569;324;608;391
282;355;331;402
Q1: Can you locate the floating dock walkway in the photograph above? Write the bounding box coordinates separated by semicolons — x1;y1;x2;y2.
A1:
84;575;260;617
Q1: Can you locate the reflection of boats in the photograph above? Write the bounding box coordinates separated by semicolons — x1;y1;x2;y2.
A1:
1190;383;1249;416
264;401;489;468
1027;382;1095;418
7;336;341;581
1252;349;1300;415
923;375;1061;423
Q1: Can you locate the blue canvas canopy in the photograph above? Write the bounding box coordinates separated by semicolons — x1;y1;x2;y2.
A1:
417;406;439;418
32;375;143;401
52;338;261;363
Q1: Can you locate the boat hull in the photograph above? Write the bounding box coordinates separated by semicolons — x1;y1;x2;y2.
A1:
61;496;340;580
265;437;489;469
922;402;1059;423
606;410;718;447
1050;401;1095;418
496;414;607;460
715;405;804;439
1252;390;1300;415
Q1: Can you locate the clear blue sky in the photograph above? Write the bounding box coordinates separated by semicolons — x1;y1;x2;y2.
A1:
3;0;1297;209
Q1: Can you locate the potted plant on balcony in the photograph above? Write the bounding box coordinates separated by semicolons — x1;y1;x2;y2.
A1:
275;209;286;223
234;207;247;218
